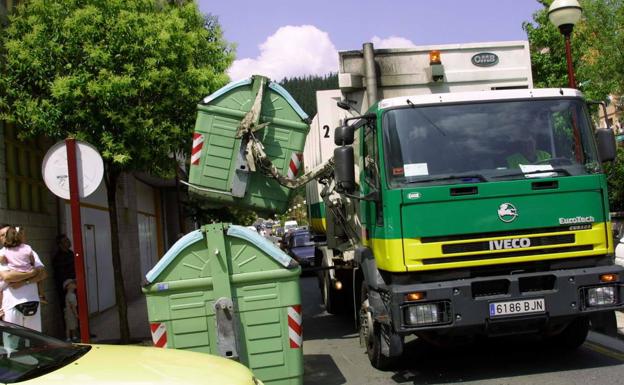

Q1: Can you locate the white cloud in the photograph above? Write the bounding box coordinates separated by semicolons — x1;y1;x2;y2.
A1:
370;36;417;49
228;25;338;82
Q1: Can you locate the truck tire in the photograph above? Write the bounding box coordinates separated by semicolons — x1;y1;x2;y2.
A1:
322;270;345;314
551;317;589;350
360;282;402;370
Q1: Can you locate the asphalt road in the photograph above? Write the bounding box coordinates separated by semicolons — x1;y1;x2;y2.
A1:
300;276;624;385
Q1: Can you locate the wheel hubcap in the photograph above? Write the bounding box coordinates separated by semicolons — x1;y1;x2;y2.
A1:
360;297;374;349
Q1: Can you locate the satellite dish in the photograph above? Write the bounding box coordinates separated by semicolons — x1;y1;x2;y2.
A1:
42;140;104;199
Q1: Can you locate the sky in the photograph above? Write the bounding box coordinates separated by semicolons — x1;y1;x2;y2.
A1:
197;0;544;81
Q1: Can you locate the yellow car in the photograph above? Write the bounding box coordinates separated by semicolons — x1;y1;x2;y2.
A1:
0;321;263;384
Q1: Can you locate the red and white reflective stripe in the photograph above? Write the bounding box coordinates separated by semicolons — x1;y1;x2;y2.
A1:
150;322;167;348
191;133;204;165
287;153;303;180
288;305;302;348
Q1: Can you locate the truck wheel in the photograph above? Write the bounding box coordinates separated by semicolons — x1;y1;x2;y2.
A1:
551;317;589;350
360;282;401;370
322;270;343;314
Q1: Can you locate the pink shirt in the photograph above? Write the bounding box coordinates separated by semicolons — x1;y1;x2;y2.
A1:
1;244;34;273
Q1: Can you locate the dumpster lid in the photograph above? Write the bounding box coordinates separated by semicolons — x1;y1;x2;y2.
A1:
201;77;309;121
144;226;296;284
226;225;294;268
145;230;204;284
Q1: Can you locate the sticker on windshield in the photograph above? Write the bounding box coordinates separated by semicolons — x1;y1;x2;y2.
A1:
392;167;404;176
519;164;556;178
404;163;429;177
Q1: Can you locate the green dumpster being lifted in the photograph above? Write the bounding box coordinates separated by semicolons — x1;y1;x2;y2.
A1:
143;223;303;385
187;75;310;215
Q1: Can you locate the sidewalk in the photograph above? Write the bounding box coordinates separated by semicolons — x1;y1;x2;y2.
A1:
89;295;151;344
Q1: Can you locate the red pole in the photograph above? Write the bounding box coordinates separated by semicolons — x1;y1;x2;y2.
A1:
65;138;91;343
564;32;576;89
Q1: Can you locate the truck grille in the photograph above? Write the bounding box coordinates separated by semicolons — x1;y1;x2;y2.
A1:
442;234;575;254
421;226;572;243
423;245;593;265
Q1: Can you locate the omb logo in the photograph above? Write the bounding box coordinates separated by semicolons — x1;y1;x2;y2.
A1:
471;52;499;67
497;203;518;223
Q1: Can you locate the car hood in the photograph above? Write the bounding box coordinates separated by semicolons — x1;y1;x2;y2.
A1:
23;344;257;385
290;246;315;259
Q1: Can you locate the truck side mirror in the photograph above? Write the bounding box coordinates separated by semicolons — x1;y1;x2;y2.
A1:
334;146;355;193
595;128;616;162
334;125;355;146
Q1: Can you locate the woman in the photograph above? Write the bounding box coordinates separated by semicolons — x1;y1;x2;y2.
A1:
0;224;47;331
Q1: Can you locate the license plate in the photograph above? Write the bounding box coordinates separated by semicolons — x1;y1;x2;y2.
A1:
489;298;545;317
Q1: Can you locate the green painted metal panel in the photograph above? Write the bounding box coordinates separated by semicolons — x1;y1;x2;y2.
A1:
365;175;609;240
143;224;303;385
189;75;310;215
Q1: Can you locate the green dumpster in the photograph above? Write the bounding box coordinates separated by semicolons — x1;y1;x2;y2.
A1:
143;223;303;385
188;75;310;215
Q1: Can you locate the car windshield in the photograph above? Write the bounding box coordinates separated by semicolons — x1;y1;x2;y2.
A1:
382;98;600;187
292;233;311;247
0;321;90;383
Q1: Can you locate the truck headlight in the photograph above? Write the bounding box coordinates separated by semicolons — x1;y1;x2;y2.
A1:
585;286;617;307
403;302;450;326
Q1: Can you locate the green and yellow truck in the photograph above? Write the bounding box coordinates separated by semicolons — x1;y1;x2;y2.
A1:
187;40;623;370
303;41;623;368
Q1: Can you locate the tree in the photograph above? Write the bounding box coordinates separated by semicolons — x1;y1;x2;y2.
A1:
523;0;624;100
280;74;338;117
0;0;233;342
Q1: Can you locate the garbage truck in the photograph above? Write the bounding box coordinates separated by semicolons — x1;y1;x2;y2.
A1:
185;40;623;370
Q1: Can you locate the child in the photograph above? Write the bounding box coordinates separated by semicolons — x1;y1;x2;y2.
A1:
0;226;47;303
63;278;79;342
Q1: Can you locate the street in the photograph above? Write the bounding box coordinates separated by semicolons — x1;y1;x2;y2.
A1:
300;276;624;385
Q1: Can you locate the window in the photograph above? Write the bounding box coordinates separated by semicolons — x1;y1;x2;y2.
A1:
4;123;50;212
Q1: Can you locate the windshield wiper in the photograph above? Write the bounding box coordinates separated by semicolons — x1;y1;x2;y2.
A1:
406;173;489;184
492;168;571;179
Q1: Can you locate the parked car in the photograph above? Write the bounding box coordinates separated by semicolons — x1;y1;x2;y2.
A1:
0;321;263;384
286;229;315;269
283;220;298;233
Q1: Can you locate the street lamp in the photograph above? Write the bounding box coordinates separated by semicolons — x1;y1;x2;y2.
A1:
548;0;582;88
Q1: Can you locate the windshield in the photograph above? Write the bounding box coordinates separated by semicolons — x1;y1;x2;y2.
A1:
0;321;90;382
292;232;311;247
382;98;600;187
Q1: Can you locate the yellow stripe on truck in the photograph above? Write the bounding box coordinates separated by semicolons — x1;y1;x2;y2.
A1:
367;223;610;273
310;218;326;234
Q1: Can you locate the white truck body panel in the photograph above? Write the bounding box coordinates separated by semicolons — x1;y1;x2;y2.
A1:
304;90;350;219
340;40;533;114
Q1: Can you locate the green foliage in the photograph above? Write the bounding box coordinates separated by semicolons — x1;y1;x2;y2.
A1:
279;73;338;118
0;0;234;177
605;147;624;212
523;0;624;101
522;0;573;89
185;199;258;226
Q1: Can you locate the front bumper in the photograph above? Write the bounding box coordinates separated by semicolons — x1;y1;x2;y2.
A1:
386;264;624;335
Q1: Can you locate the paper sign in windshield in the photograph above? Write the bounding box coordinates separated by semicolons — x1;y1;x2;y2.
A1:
404;163;429;177
519;164;556;178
